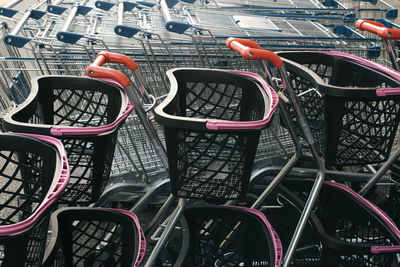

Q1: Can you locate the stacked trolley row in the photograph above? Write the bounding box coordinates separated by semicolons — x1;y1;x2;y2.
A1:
2;0;400;266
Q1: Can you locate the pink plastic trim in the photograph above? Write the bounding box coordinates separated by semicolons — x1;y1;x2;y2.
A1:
50;97;134;136
323;181;400;240
206;70;279;130
223;205;283;267
106;208;146;267
318;51;400;95
96;77;123;87
0;133;70;236
371;245;400;254
376;88;400;96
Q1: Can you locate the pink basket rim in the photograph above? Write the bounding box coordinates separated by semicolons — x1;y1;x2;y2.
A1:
223;205;283;267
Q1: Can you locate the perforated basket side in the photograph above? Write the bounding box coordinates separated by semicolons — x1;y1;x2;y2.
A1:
279;53;400;167
283;179;400;267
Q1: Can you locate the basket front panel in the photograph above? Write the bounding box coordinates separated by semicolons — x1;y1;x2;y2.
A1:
172;130;254;200
335;99;400;166
0;148;53;266
53;89;111;127
0;150;48;224
60;134;117;205
60;138;95;205
62;220;127;266
184;207;275;267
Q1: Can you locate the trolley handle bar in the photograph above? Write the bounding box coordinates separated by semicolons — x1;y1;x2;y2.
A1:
86;51;138;87
356;19;400;40
226;37;284;67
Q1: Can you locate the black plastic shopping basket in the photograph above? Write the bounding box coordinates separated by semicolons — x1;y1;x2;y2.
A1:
0;133;69;266
2;76;133;206
283;179;400;267
42;207;146;267
182;205;282;267
150;67;281;266
277;51;400;167
154;67;278;201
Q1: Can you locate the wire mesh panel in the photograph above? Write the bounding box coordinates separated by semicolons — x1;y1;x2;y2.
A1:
182;205;282;267
155;68;277;201
2;76;132;206
277;51;400;167
0;133;69;266
43;207;146;267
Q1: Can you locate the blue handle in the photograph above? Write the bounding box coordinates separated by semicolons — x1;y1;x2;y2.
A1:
56;31;84;44
334;25;355;37
180;0;196;3
95;1;115;11
3;34;31;48
47;5;68;15
386;8;398;19
323;0;338;7
0;7;18;18
124;1;138;11
136;1;156;7
114;25;141;38
165;21;191;34
165;0;179;8
367;42;381;58
77;5;92;15
376;18;394;28
30;9;46;19
362;0;377;4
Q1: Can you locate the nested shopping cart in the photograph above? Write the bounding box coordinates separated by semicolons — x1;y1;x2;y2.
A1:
86;54;282;266
2;76;133;206
42;206;146;267
275;50;400;168
0;133;69;266
226;37;400;267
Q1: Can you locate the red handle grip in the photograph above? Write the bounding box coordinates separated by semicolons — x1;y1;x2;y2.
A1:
356;19;400;40
86;51;139;87
226;37;284;67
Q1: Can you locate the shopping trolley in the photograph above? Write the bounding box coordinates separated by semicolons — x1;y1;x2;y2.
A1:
86;52;282;265
274;50;400;168
226;37;400;267
2;76;133;206
0;133;69;266
42;207;146;267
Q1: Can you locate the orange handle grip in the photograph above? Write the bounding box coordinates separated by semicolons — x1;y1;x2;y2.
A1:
226;37;284;67
356;19;400;40
86;51;139;87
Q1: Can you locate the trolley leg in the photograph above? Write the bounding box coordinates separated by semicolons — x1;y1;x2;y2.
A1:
283;159;325;267
144;198;187;267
